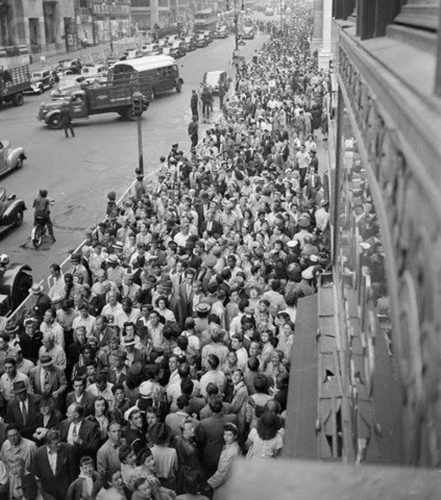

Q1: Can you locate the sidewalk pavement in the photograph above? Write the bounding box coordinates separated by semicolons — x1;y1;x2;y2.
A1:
29;37;138;71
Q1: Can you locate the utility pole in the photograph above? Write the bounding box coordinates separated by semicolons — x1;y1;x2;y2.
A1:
132;91;144;175
233;0;239;51
107;0;114;54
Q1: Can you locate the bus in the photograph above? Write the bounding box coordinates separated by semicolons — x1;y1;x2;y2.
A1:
109;55;183;96
194;9;217;33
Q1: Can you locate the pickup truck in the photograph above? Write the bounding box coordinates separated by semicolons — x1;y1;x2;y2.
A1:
0;65;31;107
38;78;152;129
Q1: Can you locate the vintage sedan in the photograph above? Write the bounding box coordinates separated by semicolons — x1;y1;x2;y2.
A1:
0;140;26;177
0;187;26;236
202;70;230;94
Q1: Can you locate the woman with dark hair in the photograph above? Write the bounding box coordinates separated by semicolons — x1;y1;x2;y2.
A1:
150;424;178;491
154;297;176;323
33;395;62;443
207;423;240;500
89;396;110;443
245;410;284;459
96;470;127;500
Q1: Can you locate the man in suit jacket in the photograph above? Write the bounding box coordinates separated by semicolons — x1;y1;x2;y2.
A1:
6;381;40;440
194;396;237;479
29;354;67;409
65;378;95;416
200;210;223;238
31;429;74;500
59;403;100;467
66;456;102;500
176;268;196;327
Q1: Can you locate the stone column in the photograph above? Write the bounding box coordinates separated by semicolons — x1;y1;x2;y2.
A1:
318;0;332;70
311;0;323;53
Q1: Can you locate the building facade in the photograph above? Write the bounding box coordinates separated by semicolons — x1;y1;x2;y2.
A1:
76;0;131;47
130;0;173;32
0;0;76;55
302;0;441;468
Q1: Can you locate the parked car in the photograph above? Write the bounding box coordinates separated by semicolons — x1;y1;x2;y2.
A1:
141;43;161;55
0;139;26;176
195;33;208;48
215;25;229;38
183;36;196;51
202;70;229;94
242;25;256;39
57;59;82;74
0;186;26;236
201;30;213;44
24;70;54;95
170;41;185;58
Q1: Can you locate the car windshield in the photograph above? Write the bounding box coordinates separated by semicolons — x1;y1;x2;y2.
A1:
206;72;221;86
32;72;42;79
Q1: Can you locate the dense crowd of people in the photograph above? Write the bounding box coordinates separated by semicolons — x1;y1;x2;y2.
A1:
0;12;331;500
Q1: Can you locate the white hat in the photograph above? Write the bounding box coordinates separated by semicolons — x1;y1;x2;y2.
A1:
287;240;299;249
301;266;315;280
139;380;154;398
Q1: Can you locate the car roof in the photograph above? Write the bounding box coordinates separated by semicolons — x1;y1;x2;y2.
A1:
112;55;176;72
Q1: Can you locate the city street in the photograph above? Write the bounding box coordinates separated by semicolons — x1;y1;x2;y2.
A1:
0;32;267;282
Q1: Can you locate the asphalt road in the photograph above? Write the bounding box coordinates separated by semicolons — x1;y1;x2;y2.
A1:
0;32;268;282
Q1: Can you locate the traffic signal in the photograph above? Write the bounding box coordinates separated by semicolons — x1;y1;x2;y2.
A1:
132;91;144;116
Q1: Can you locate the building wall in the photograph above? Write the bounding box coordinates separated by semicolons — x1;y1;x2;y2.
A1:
331;8;441;467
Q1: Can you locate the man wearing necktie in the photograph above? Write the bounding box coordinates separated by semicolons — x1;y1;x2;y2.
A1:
31;429;74;500
6;381;39;440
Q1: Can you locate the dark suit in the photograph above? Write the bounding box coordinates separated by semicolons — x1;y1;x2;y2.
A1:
59;418;101;465
6;395;40;439
194;413;237;478
175;281;194;328
200;219;223;237
29;366;67;395
31;443;75;500
66;472;102;500
65;391;95;415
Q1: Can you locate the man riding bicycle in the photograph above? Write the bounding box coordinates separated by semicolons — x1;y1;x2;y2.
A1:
33;189;55;242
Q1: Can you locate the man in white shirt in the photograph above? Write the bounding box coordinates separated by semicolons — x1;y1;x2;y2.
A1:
0;357;31;402
72;303;96;339
40;309;64;349
47;264;65;304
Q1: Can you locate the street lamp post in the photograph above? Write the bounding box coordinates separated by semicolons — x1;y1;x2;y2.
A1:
233;0;238;51
106;0;114;54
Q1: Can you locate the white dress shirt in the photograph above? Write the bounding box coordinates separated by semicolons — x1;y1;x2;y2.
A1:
67;422;80;445
46;447;57;475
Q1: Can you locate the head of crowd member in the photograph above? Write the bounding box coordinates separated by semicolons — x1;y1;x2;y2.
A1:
207;354;220;373
231;334;244;353
208;395;223;415
6;424;21;447
4;357;17;380
79;456;94;477
223;422;239;446
43;308;56;326
107;421;122;446
13;380;28;402
103;470;124;492
129;409;144;431
247;356;260;374
118;444;137;466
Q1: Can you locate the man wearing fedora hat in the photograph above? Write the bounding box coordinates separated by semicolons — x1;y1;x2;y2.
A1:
25;284;51;322
29;354;67;408
5;380;40;440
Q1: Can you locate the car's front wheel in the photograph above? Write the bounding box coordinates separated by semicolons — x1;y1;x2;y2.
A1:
47;113;62;129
